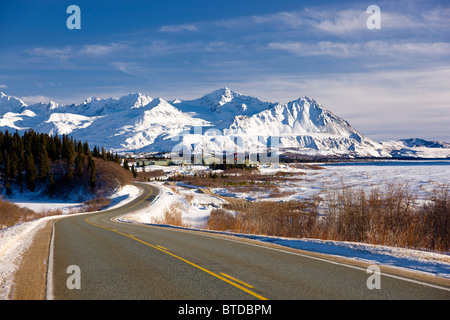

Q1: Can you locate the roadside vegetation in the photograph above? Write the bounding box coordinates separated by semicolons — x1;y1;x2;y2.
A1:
207;184;449;252
169;165;304;195
169;165;449;253
0;199;62;229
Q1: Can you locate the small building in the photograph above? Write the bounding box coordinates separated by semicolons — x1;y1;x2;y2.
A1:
136;160;154;167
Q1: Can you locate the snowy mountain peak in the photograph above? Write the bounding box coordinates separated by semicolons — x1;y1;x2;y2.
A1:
176;88;277;125
71;92;153;116
119;92;153;109
0;92;27;113
27;101;60;112
0;90;448;158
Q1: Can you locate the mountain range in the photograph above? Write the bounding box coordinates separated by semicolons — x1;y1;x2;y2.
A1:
0;89;449;159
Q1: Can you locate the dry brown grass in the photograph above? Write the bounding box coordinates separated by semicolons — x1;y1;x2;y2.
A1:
152;201;187;227
170;168;303;195
80;198;111;212
208;201;319;238
207;183;450;252
135;169;166;181
183;193;194;205
207;209;238;231
0;199;62;230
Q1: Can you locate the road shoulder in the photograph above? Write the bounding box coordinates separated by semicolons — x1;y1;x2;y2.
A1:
8;219;54;300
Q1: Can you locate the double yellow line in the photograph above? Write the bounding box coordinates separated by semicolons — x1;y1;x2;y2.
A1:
84;184;267;300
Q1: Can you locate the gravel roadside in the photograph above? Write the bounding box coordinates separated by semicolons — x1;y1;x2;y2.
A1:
7;220;54;300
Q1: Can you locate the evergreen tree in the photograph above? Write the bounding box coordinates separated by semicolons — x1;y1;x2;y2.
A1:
131;164;137;178
93;146;100;158
62;135;75;160
47;171;56;195
83;141;91;157
88;156;96;188
5;181;12;196
75;154;84;177
77;141;84;156
25;152;37;191
4;153;12;180
38;146;51;180
123;159;130;171
65;157;74;182
0;129;124;196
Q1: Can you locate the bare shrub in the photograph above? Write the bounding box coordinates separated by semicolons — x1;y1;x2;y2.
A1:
136;169;166;181
206;182;449;252
209;201;318;238
0;199;62;229
416;185;449;252
183;193;194;205
319;183;449;252
238;201;318;238
94;158;133;196
161;201;185;226
81;198;111;212
207;209;237;231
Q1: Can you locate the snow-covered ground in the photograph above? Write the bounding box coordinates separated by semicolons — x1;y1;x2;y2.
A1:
1;161;449;300
211;160;450;203
0;184;141;299
119;180;226;228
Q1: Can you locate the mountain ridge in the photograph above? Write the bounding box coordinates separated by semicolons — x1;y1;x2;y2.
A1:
0;90;449;159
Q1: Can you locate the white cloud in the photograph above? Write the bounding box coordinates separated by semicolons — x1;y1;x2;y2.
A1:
0;84;7;89
306;8;425;35
224;67;450;141
26;42;128;60
268;40;450;58
27;47;72;59
159;24;198;32
80;43;127;56
112;62;136;75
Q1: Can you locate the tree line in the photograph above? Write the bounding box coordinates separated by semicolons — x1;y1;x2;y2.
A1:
0;130;121;197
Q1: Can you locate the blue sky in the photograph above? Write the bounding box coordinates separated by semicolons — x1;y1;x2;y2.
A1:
0;0;449;141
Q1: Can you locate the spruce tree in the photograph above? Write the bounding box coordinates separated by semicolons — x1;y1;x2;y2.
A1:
131;164;137;178
65;156;74;182
88;156;96;188
38;147;50;181
123;159;130;171
25;152;37;191
75;154;84;177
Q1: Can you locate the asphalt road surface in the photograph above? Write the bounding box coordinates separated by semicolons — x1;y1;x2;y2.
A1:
48;182;450;300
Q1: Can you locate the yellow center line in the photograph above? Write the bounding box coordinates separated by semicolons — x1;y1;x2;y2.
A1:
126;234;268;300
127;184;154;209
82;185;267;300
220;273;254;288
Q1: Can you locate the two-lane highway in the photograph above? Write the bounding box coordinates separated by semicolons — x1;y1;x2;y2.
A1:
48;182;450;300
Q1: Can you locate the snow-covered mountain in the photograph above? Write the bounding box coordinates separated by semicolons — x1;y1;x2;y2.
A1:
0;89;449;159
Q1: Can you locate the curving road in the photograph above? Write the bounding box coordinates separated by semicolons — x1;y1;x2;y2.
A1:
47;182;450;300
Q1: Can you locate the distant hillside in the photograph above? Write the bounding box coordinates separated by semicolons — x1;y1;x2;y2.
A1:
0;130;132;200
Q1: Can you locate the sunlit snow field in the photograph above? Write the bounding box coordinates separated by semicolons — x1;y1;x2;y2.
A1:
209;160;450;203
